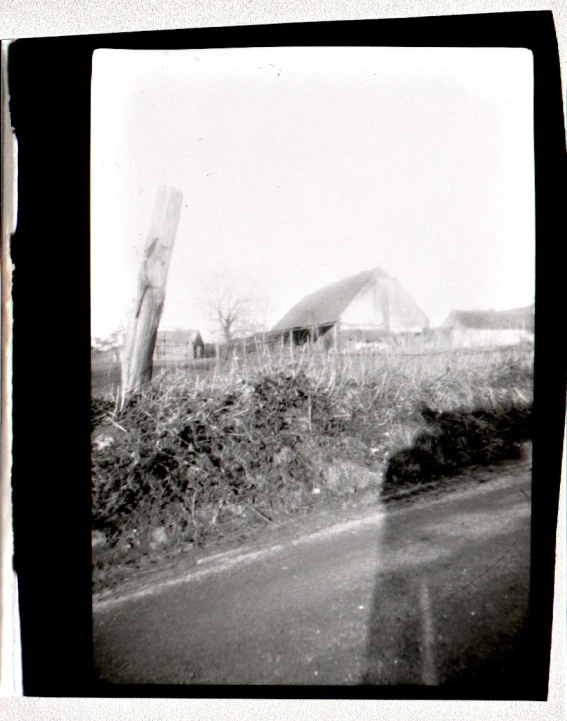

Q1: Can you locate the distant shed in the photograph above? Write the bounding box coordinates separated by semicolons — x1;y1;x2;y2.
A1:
270;267;429;351
155;328;205;360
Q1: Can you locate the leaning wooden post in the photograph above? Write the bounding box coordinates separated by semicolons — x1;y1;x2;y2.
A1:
121;185;183;400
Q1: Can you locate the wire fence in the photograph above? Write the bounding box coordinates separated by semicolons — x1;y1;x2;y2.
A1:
91;340;217;391
91;335;533;393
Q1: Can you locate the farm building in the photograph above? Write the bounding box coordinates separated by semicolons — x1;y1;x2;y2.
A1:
270;267;429;351
91;328;206;391
441;305;534;347
155;328;205;360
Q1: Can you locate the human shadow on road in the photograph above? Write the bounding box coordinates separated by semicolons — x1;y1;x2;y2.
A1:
359;406;534;696
382;405;531;494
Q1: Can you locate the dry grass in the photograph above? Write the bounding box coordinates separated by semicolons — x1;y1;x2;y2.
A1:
92;341;533;563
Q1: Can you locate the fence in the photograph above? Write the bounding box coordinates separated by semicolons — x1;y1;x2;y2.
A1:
91;332;534;394
91;341;218;392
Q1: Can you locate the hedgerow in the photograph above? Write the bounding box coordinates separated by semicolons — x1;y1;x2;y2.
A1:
92;344;533;561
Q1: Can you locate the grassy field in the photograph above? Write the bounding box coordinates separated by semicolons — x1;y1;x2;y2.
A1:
91;358;219;393
91;341;533;569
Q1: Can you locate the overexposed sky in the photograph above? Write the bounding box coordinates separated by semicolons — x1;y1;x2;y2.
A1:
91;46;535;342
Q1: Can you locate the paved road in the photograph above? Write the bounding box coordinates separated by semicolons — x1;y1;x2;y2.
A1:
93;463;531;688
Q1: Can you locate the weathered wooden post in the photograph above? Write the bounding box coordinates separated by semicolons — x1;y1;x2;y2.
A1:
121;185;183;399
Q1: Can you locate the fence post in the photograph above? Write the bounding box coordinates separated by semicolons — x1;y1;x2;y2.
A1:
121;185;183;398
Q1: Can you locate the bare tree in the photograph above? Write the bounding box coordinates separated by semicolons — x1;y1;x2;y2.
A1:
91;328;125;352
201;271;272;344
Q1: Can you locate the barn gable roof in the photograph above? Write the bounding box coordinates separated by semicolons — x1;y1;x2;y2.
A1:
272;268;392;331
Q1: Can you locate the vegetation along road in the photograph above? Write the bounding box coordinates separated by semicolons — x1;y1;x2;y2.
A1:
93;456;531;688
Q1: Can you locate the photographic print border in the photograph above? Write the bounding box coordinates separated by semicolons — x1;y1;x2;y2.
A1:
7;10;567;701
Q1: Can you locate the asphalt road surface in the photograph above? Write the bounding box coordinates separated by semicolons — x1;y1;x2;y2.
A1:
93;462;531;689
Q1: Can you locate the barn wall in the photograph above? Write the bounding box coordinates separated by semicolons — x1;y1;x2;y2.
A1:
340;278;428;333
450;328;533;348
339;282;387;330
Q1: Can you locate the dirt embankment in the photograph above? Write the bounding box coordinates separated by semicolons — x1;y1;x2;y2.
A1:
92;449;532;597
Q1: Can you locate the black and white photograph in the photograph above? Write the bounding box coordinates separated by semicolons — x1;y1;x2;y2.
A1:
3;5;567;721
88;43;540;690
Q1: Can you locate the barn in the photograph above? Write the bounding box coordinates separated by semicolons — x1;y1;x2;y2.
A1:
441;305;534;348
270;267;429;351
155;328;205;360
